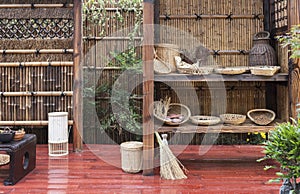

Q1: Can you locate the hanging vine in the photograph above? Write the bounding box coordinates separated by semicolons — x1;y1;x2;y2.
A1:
83;0;143;40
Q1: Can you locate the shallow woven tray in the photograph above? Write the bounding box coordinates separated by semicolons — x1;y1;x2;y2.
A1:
153;102;191;126
190;115;220;126
0;154;10;166
247;109;276;125
214;66;248;75
220;114;246;125
249;66;280;76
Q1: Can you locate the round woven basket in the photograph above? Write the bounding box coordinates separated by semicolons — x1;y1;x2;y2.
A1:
247;109;276;125
153;102;191;126
190;115;220;126
154;58;172;74
155;44;180;73
120;141;143;173
13;130;25;141
220;114;246;125
0;154;10;166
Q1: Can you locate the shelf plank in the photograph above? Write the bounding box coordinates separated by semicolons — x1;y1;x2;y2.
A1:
156;119;281;133
154;73;288;82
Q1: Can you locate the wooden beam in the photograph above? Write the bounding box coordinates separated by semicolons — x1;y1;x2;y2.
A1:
142;0;154;176
73;0;83;152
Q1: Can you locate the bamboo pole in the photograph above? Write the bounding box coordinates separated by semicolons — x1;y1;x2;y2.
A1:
0;49;73;54
0;91;73;97
0;4;74;8
159;14;264;20
0;62;73;67
83;36;143;40
73;0;83;152
0;120;73;126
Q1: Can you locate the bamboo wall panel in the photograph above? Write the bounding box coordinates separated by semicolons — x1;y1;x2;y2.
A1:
159;0;264;67
0;1;74;144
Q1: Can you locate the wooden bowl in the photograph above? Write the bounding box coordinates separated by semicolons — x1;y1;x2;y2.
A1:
190;115;220;126
220;114;246;125
247;109;276;125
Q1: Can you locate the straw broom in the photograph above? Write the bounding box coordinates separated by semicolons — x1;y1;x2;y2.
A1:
154;131;188;180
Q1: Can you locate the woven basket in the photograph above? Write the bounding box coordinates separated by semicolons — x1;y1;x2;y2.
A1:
220;114;246;125
153;102;191;126
154;58;171;74
155;44;180;72
214;66;248;75
13;130;25;141
120;141;143;173
190;115;220;126
0;154;10;166
249;66;280;76
247;109;276;125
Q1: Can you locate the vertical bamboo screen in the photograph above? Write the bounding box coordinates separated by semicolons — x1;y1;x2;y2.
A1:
0;1;74;143
82;1;143;143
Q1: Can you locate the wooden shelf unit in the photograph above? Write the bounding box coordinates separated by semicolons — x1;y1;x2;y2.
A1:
156;119;282;134
155;73;288;82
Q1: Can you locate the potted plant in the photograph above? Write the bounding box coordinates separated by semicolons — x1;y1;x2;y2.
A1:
258;118;300;194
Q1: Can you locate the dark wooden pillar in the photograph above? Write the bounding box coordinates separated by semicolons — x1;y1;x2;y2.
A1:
73;0;83;152
142;0;154;176
288;0;300;119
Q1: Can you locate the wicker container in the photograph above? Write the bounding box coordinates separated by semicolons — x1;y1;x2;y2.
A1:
214;66;249;75
220;114;246;125
13;129;25;141
154;58;171;74
190;115;220;126
0;154;10;166
120;141;143;173
155;44;180;72
247;109;276;125
153;102;191;126
249;66;280;76
249;31;277;66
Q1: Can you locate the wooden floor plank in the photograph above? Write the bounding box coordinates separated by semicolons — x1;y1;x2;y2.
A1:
0;144;281;193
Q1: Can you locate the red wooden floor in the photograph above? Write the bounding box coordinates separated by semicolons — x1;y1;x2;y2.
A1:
0;144;281;194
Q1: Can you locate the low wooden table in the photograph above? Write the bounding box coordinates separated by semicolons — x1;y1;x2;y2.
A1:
0;134;36;185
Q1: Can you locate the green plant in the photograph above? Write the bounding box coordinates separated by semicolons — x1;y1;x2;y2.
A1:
277;24;300;59
95;84;142;140
257;119;300;194
109;46;142;73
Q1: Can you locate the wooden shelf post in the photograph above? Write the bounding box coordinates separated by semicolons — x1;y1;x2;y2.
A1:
142;0;155;176
73;0;83;152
